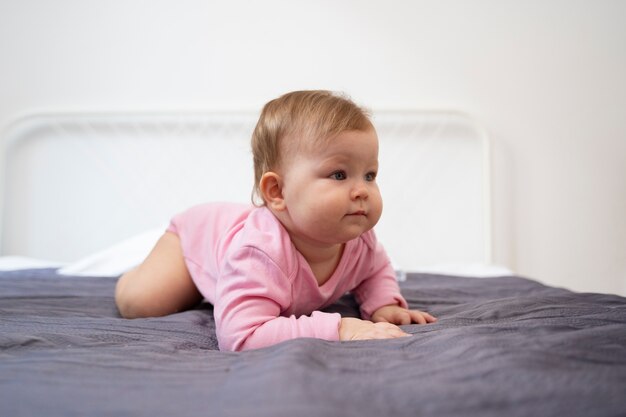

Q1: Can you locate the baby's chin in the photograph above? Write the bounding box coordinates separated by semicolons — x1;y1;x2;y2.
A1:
336;226;375;243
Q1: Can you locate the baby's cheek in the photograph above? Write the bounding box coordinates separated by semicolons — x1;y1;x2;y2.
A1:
370;195;383;223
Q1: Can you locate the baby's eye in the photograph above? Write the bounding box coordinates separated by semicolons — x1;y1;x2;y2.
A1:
365;171;377;182
330;171;347;181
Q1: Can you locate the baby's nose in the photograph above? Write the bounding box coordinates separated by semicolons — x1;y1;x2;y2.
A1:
350;182;369;200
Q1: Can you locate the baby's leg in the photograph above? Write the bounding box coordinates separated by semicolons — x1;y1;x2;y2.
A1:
115;231;202;318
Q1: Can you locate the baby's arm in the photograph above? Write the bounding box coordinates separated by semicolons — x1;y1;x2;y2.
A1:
352;240;436;326
215;246;345;351
215;246;421;350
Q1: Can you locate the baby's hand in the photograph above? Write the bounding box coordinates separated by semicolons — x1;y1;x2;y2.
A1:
371;305;437;325
339;317;410;341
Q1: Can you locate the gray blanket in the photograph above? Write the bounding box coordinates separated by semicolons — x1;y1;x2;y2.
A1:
1;269;625;417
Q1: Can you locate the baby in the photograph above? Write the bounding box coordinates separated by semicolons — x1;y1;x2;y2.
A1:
115;90;436;351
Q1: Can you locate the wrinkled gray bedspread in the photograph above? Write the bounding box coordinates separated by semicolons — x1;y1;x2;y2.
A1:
1;269;625;417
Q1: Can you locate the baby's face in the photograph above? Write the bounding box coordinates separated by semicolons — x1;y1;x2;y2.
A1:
278;128;383;246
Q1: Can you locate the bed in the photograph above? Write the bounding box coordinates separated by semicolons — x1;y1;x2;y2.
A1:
2;269;625;417
1;111;625;416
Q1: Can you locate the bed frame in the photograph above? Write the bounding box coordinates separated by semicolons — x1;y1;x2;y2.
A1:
1;111;491;272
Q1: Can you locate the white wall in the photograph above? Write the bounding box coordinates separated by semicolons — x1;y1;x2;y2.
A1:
1;0;625;295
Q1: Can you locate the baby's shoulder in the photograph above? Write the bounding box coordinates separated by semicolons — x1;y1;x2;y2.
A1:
229;207;298;275
356;229;378;252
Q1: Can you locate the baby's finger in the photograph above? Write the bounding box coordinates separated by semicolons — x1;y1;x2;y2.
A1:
390;310;411;325
375;321;402;330
376;322;410;338
422;312;438;323
407;310;426;324
370;331;406;340
378;329;410;339
395;329;412;338
408;310;433;325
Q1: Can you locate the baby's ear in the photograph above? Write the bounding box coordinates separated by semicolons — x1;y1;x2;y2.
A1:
260;172;286;211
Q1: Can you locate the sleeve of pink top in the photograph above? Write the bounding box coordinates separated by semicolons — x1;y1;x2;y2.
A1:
214;246;342;352
351;241;409;320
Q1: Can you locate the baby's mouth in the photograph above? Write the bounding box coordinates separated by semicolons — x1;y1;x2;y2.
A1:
347;210;367;216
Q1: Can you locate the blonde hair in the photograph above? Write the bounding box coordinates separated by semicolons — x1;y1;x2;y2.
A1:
251;90;372;205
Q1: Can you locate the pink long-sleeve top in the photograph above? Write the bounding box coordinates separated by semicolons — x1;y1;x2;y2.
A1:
167;202;407;351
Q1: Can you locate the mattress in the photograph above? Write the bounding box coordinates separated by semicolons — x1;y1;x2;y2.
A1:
2;269;625;417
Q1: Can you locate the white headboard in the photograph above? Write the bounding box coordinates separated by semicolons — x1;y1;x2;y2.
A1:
1;111;491;271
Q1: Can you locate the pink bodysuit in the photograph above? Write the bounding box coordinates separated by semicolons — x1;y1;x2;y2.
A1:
167;202;407;351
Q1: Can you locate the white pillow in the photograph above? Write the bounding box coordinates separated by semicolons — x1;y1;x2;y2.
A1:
57;226;166;277
0;256;65;271
412;263;513;277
